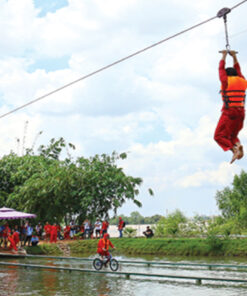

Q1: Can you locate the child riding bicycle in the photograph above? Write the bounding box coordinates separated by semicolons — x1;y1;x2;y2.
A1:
97;233;115;267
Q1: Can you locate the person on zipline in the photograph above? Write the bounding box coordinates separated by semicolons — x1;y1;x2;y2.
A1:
214;50;247;164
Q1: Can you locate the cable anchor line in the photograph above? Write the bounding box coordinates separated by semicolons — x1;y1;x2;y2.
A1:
217;7;232;51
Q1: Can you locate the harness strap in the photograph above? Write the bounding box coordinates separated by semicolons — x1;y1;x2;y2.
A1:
220;90;245;93
222;96;246;99
223;96;245;108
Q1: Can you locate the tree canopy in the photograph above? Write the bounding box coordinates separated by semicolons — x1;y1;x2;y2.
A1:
216;170;247;227
109;211;162;225
0;137;151;224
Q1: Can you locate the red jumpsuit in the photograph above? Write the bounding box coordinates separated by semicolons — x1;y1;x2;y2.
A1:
101;221;109;236
13;231;20;246
50;225;58;243
44;224;51;240
63;226;70;240
8;234;17;251
97;234;114;257
214;60;247;151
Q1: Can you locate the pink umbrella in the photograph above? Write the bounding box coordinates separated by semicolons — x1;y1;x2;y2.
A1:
0;207;36;220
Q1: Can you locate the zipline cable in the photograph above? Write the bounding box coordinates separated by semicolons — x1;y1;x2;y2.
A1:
231;0;247;9
0;16;216;119
0;0;246;120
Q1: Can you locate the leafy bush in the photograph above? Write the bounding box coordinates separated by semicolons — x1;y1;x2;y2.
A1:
155;209;187;237
123;227;137;238
207;217;241;237
206;232;224;254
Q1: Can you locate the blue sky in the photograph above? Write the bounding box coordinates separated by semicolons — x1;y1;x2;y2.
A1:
34;0;68;17
0;0;247;217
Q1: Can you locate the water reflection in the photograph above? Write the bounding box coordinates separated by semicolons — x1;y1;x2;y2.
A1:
1;267;19;295
40;269;57;296
97;278;111;296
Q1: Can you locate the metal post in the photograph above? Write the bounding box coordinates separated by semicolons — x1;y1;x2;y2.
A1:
196;279;202;285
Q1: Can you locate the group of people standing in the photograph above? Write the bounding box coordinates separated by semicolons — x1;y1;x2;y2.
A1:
32;217;125;243
62;217;125;239
0;222;39;252
62;219;110;240
0;216;127;252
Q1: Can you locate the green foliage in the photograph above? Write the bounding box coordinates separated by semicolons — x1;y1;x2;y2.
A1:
205;233;224;254
123;227;137;238
25;243;62;255
143;214;163;224
129;211;144;224
155;209;187;237
207;217;241;237
0;138;150;224
216;170;247;228
109;211;163;225
155;217;167;237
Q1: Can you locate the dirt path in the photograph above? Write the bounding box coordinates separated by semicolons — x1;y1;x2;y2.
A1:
57;241;71;257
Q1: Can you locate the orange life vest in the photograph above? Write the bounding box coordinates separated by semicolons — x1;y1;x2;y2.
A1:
221;76;247;108
102;238;109;250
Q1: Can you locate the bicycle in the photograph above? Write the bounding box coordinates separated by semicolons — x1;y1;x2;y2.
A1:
93;253;119;271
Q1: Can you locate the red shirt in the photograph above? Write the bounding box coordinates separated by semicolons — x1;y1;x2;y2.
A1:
3;226;10;238
44;224;51;234
64;226;70;233
118;220;124;230
101;221;109;231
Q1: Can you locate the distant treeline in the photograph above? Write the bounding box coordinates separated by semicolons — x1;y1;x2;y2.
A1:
109;211;163;225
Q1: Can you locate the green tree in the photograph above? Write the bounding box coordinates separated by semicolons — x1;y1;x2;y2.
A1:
216;170;247;227
0;138;150;224
109;214;129;225
144;214;163;224
155;209;187;237
129;211;144;224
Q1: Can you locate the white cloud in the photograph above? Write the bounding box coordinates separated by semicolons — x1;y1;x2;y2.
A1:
0;0;246;216
177;162;240;188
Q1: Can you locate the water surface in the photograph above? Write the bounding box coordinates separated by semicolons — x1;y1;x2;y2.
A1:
0;255;247;296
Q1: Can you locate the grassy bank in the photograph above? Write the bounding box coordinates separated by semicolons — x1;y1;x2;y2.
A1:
26;237;247;257
25;243;62;256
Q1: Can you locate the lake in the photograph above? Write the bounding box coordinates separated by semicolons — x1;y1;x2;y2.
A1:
0;255;247;295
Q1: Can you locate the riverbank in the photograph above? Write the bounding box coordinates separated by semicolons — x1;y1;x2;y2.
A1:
25;237;247;257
